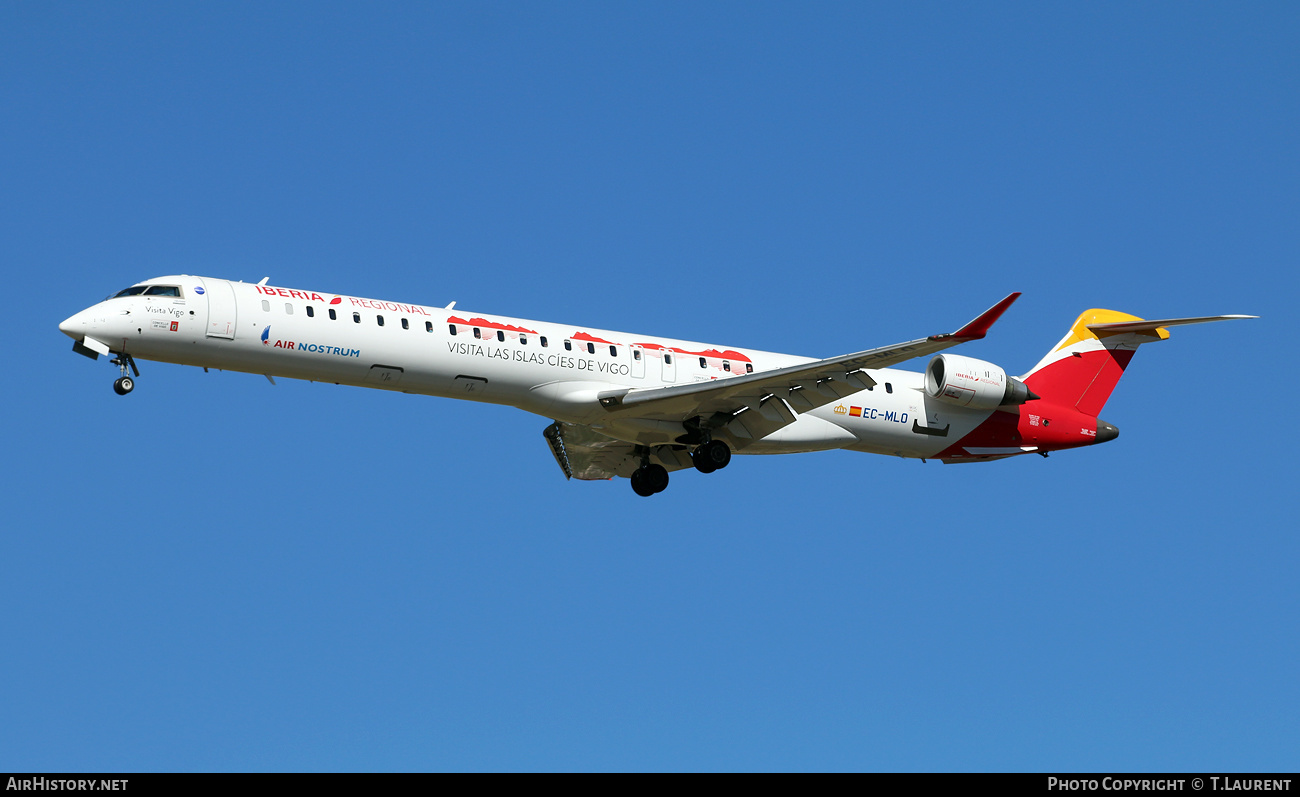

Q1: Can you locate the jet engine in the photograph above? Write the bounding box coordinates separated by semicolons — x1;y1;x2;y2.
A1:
924;354;1037;410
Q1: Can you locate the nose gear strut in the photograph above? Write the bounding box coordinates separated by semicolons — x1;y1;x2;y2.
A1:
111;353;139;395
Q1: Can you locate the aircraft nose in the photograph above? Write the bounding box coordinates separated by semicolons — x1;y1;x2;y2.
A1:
1095;419;1120;444
59;312;88;339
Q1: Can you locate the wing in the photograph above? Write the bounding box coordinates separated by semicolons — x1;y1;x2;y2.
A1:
592;293;1021;443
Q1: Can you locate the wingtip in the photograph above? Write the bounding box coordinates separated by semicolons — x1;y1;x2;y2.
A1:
950;292;1021;340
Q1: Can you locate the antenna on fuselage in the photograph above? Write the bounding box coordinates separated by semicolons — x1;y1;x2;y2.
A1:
445;301;456;310
257;277;270;286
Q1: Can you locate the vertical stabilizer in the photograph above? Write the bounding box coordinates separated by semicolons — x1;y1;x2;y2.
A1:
1021;310;1164;417
1021;310;1254;417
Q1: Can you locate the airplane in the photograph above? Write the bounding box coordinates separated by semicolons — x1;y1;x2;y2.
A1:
59;276;1254;496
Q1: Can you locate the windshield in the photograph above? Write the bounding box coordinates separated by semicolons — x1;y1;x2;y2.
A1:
109;285;181;299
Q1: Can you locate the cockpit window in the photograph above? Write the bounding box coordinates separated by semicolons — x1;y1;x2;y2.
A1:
111;285;182;299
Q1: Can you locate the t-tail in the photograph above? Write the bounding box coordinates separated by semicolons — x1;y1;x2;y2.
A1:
1021;309;1257;417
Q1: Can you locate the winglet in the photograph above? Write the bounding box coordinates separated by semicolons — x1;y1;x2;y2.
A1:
931;292;1021;342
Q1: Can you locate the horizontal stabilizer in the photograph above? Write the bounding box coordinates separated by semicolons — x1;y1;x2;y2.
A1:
1086;314;1256;336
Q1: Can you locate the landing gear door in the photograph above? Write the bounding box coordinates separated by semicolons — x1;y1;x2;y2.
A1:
199;278;237;340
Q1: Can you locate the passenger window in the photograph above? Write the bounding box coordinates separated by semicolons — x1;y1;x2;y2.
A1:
377;315;385;326
329;308;337;321
564;340;572;351
353;313;361;323
261;300;270;312
285;303;293;315
885;383;893;393
427;322;435;333
497;330;505;342
633;350;641;361
473;328;481;339
541;336;548;348
306;306;314;318
447;324;456;335
664;354;672;365
586;342;595;354
699;357;707;368
520;335;527;345
723;361;731;372
609;345;617;356
745;363;753;373
401;318;409;330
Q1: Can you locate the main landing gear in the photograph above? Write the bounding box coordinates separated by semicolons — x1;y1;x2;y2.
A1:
629;440;733;497
630;463;669;497
692;439;731;474
111;353;139;396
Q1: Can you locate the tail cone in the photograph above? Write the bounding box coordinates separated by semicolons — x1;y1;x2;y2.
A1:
1095;420;1120;444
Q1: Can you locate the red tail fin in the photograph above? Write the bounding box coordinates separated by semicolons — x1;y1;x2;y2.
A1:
1023;310;1256;416
1022;310;1163;417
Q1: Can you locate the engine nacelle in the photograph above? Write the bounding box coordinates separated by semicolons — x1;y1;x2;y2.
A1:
924;354;1037;410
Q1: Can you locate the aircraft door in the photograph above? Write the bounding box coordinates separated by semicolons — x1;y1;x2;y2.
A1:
662;351;677;382
199;277;238;339
630;346;645;379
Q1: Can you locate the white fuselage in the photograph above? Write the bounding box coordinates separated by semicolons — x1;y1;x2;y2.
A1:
60;276;999;460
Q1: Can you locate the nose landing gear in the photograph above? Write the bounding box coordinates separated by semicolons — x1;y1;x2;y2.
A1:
110;353;139;396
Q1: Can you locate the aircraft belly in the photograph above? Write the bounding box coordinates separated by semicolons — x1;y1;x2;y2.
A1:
521;380;620;423
843;404;992;458
744;414;857;454
787;381;995;459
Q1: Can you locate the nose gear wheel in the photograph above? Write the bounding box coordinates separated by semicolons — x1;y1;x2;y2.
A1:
110;354;139;396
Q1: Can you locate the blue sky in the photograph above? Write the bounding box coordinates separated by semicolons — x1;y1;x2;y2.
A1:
2;2;1295;771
